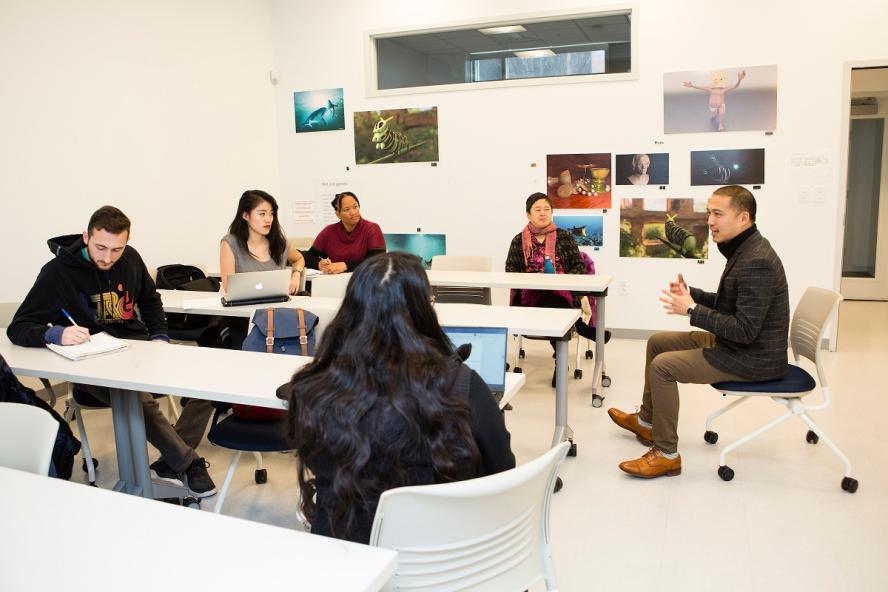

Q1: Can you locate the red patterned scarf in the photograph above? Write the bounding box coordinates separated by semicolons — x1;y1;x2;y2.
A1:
521;222;557;264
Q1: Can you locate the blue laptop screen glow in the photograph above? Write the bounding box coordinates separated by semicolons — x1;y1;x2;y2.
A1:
443;326;508;393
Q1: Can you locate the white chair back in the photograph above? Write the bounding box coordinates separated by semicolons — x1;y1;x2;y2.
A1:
430;256;493;306
0;402;59;475
369;441;570;592
430;255;491;272
790;287;842;368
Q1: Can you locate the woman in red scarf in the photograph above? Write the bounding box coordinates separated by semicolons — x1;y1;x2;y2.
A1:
303;192;386;274
505;193;606;382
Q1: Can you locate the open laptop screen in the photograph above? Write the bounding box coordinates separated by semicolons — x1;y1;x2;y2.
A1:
442;326;508;394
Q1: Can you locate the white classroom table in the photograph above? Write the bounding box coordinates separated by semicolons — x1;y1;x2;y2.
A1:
0;466;397;592
156;289;581;451
0;335;524;498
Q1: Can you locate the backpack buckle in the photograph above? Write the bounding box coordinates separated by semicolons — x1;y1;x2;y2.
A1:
265;337;274;347
299;336;308;345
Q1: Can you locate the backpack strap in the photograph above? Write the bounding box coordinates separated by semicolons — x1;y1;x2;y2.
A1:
266;308;275;353
297;308;308;356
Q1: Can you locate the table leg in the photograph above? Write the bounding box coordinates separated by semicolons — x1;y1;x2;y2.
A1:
590;294;607;407
108;388;153;499
551;338;574;450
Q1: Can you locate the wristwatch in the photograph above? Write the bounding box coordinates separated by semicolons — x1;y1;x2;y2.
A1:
686;303;696;316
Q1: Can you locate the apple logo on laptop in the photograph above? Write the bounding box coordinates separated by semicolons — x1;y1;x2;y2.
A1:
254;283;264;290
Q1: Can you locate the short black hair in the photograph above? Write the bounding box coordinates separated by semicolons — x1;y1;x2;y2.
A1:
525;192;552;213
87;206;131;236
331;191;360;211
713;185;756;222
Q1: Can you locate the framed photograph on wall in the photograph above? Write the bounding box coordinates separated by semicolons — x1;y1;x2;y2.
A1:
294;88;345;133
690;148;765;185
620;198;709;259
615;153;670;186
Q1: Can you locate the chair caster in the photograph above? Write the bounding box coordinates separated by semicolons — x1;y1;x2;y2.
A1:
513;367;522;374
584;350;593;360
88;481;97;487
82;458;99;473
717;465;734;481
704;430;719;444
183;497;201;509
841;477;859;493
591;395;604;408
601;375;612;388
553;476;563;493
518;348;525;359
255;468;268;484
567;441;577;457
574;369;583;379
805;430;819;444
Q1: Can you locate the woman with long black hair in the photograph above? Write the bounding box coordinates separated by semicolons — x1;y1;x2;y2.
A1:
286;252;514;543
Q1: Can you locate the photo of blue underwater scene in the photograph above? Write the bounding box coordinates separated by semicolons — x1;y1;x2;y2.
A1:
294;88;345;133
384;233;446;269
553;215;604;248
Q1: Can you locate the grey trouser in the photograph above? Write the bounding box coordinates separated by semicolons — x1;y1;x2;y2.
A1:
75;384;213;473
639;331;747;454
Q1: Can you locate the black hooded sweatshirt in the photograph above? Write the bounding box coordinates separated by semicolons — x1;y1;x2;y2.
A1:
7;234;168;347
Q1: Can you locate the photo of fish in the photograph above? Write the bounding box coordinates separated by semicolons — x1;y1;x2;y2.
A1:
354;107;439;164
553;215;603;248
620;198;709;259
546;153;612;209
690;148;765;186
294;88;345;133
664;65;777;134
384;233;446;269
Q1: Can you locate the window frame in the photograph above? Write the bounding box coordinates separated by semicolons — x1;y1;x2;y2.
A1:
364;4;639;97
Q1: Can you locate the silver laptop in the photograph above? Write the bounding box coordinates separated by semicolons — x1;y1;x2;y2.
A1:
221;269;291;307
443;326;508;398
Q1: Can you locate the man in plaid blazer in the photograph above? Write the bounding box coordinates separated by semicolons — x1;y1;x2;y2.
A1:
609;185;789;478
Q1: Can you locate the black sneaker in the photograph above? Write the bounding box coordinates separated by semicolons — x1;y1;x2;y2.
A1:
184;457;217;498
150;458;184;487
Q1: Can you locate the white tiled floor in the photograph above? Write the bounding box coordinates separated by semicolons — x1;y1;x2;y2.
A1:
45;301;887;591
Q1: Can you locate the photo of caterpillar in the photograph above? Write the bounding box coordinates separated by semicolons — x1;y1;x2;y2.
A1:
353;107;439;165
619;198;709;259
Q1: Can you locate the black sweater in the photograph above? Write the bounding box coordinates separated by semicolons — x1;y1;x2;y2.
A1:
7;234;168;347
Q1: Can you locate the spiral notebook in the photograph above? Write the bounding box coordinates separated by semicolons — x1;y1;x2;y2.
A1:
46;332;129;361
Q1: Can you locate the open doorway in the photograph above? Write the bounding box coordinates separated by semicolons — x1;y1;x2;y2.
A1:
841;66;888;300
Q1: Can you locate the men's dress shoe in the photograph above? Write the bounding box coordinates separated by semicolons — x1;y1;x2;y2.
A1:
619;448;682;478
607;407;653;446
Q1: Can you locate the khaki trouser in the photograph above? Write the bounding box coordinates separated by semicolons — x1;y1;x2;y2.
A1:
639;331;747;454
75;383;212;473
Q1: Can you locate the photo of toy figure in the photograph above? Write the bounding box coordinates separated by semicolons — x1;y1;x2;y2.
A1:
293;88;345;133
553;215;603;248
690;148;765;186
663;65;777;134
546;153;612;209
620;198;709;259
615;153;670;185
354;107;439;164
383;233;445;269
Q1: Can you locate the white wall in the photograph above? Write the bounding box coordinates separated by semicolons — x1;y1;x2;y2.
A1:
268;0;888;331
0;0;280;302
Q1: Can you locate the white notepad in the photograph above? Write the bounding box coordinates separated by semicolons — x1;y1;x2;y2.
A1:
46;332;129;361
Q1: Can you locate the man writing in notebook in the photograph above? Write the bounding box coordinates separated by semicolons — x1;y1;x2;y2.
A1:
7;206;216;496
608;185;789;478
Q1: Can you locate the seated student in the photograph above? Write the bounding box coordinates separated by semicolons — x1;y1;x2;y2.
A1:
302;192;385;274
505;192;603;384
285;252;515;544
7;206;216;496
608;185;789;478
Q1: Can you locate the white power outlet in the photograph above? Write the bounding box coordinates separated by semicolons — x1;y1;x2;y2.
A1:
619;280;629;295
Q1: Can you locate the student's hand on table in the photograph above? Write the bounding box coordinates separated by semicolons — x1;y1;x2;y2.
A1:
61;326;91;345
323;262;347;274
288;272;301;295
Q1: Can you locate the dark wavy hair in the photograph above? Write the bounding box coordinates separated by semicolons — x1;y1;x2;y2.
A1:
227;190;287;265
287;252;480;538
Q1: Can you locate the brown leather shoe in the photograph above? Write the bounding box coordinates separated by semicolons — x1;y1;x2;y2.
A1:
607;407;653;446
619;447;682;478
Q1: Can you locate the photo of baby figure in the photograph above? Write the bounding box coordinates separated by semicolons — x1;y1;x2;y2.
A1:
615;153;669;185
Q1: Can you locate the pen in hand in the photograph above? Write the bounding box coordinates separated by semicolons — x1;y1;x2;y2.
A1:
61;308;91;342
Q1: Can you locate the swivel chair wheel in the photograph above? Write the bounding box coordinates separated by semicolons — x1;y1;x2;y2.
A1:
584;350;593;360
591;395;604;408
183;497;201;509
518;348;525;359
601;375;612;388
574;369;583;379
805;430;819;444
703;430;719;444
513;367;523;374
553;477;563;493
81;457;99;473
841;477;859;493
255;468;268;484
717;465;734;481
567;441;577;457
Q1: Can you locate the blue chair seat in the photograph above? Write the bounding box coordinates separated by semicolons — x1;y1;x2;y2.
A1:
713;364;816;395
207;415;290;452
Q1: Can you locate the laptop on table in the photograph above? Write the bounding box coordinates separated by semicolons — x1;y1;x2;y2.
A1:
221;269;292;307
442;326;508;401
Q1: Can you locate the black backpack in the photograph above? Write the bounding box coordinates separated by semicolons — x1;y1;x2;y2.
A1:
155;264;222;334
